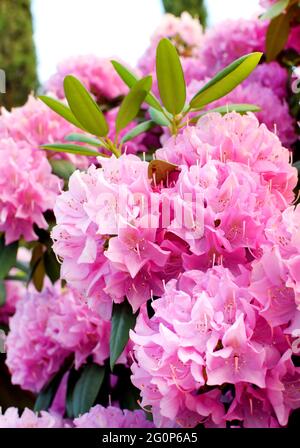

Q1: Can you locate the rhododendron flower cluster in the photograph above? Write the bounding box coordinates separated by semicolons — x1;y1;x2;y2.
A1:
6;283;110;392
0;408;68;428
0;138;61;244
0;95;89;168
74;405;154;428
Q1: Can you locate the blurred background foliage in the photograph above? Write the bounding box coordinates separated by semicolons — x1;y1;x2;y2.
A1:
0;0;38;110
162;0;207;27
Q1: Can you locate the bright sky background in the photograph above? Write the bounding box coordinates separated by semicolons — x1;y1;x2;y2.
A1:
32;0;261;83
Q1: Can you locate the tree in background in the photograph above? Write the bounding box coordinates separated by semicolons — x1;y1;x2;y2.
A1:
0;0;38;110
162;0;207;28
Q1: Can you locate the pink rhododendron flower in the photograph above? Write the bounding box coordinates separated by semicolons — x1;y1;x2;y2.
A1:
74;405;154;428
225;384;280;428
266;350;300;426
45;55;128;102
0;138;61;244
187;81;296;147
0;95;89;169
52;155;184;312
198;18;267;76
0;408;68;428
130;266;298;427
157;112;297;204
245;62;288;98
6;283;110;393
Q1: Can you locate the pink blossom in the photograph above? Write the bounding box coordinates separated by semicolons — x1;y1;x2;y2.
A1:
157;112;297;203
74;405;154;428
0;95;90;169
130;267;261;427
198;18;267;76
0;138;61;244
187;80;297;147
0;408;68;428
6;283;110;393
266;350;300;426
52;155;183;312
225;384;280;428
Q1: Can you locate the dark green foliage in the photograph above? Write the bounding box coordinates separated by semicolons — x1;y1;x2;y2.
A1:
162;0;207;28
0;0;38;109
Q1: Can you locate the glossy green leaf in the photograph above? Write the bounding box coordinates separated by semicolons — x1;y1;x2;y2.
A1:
261;0;289;20
44;250;60;284
190;52;263;109
189;103;261;123
49;159;76;181
116;76;152;133
64;75;109;137
29;244;45;292
121;120;155;143
149;107;171;126
111;60;162;111
0;280;6;307
41;143;100;157
64;133;104;147
0;237;18;280
156;38;186;115
39;96;85;130
266;13;290;61
110;301;137;371
66;368;81;418
72;363;105;417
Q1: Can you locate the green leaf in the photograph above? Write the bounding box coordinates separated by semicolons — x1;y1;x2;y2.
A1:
66;368;81;419
0;280;6;307
156;38;186;115
121;120;155;143
44;250;60;284
266;13;290;61
190;52;263;110
116;76;152;133
63;75;109;137
0;237;18;279
111;60;162;111
39;96;85;130
29;244;45;292
189;103;261;123
72;363;105;417
261;0;289;20
41;143;100;157
149;107;171;126
64;133;104;147
110;301;137;371
49;159;76;181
